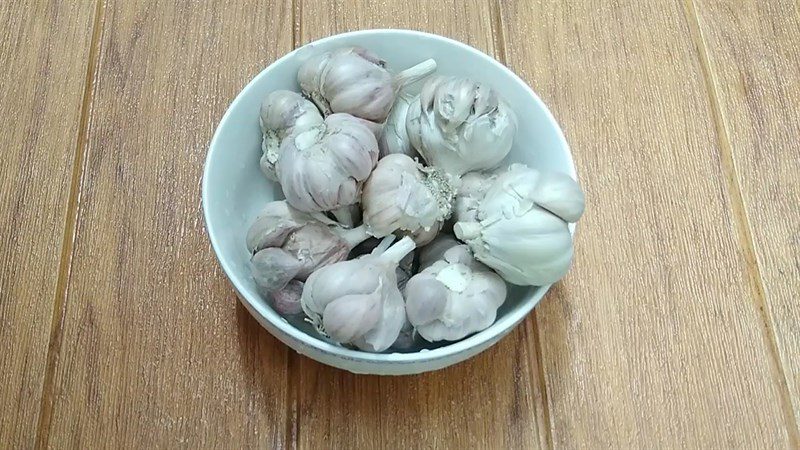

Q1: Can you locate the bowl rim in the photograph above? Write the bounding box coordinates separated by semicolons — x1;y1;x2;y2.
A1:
202;29;576;366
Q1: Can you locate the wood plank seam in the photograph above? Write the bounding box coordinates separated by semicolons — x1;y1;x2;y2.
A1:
682;0;800;444
33;1;107;447
491;2;552;448
288;1;301;448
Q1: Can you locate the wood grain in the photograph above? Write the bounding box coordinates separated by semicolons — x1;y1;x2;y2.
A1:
0;1;97;446
0;0;795;447
294;1;548;449
499;0;796;447
37;1;294;447
689;0;800;429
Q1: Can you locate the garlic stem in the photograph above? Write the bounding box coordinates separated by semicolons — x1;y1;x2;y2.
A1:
379;236;417;265
331;224;370;249
393;59;437;90
453;222;481;241
372;235;396;255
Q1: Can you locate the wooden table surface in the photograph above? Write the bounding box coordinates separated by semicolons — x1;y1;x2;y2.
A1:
1;0;798;448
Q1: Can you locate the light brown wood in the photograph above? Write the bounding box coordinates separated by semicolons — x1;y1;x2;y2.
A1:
36;1;294;447
498;0;797;447
294;1;548;449
689;0;800;429
0;1;97;446
1;0;798;447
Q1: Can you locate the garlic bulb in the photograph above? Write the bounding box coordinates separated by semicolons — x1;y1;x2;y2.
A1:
298;46;437;122
246;200;370;311
362;154;456;240
378;93;417;159
405;244;507;342
277;113;379;222
259;90;324;181
453;171;495;223
406;76;517;176
301;236;416;352
453;164;585;286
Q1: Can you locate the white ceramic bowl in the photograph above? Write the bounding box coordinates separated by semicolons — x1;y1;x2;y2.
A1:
203;30;576;375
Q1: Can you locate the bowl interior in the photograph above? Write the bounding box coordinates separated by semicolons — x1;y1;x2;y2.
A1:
203;30;575;362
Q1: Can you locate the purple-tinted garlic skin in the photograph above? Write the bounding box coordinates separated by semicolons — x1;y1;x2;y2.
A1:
361;154;454;240
406;76;517;177
301;237;416;352
298;47;436;123
259;90;324;181
278;113;379;214
453;164;585;286
271;280;304;316
405;245;507;342
246;201;370;317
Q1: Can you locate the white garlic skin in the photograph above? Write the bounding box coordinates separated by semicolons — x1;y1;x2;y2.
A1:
405;245;507;342
378;93;417;159
301;236;416;352
453;164;585;286
362;154;454;240
298;47;394;122
453;171;496;223
406;76;517;177
259;90;324;181
278;113;379;214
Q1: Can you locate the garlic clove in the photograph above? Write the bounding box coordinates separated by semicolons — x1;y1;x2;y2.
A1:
281;222;352;280
323;293;382;344
528;169;586;222
259;90;324;181
300;257;381;321
353;286;406;352
456;207;574;285
271;280;304;316
378;93;418;159
246;200;311;254
250;247;303;293
404;273;448;325
453;171;496;223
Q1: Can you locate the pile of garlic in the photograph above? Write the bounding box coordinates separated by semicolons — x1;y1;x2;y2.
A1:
245;46;585;352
